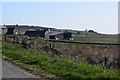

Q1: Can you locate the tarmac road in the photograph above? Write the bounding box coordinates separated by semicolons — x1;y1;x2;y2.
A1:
2;60;44;80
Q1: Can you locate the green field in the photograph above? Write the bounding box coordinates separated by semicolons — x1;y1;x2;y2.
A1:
2;42;120;79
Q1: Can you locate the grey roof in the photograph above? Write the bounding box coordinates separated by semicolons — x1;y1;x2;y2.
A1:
0;25;7;29
49;32;71;36
49;32;64;36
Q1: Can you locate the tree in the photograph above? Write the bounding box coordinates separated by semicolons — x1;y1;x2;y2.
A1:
88;30;95;33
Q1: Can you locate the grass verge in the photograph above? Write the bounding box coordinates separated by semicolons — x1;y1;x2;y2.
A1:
2;42;120;79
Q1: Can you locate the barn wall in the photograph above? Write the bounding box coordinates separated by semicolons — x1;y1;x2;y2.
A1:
55;34;64;40
6;28;15;34
25;30;46;37
63;33;72;40
2;28;8;35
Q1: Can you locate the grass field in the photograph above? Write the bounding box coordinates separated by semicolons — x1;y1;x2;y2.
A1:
72;37;119;44
2;42;120;79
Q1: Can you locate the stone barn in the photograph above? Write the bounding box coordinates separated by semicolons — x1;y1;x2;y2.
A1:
48;32;72;40
3;25;42;35
4;25;16;35
0;25;8;35
13;25;42;35
6;27;15;35
24;30;46;37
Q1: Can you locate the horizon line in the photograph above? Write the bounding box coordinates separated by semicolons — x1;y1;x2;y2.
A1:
1;24;119;34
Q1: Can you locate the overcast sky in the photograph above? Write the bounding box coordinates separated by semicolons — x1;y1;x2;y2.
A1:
1;2;118;34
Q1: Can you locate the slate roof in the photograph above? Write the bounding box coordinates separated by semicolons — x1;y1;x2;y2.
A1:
0;25;7;29
49;32;72;36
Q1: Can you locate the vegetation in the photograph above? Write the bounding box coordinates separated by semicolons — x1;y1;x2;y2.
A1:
2;42;120;79
71;37;119;44
54;28;119;44
51;39;119;45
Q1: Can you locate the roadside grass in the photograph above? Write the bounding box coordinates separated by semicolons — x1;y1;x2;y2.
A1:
2;42;120;79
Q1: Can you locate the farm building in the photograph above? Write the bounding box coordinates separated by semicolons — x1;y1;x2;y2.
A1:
0;25;8;35
2;25;41;35
0;25;15;35
3;24;54;35
4;25;18;35
6;27;15;35
4;25;41;35
48;32;72;40
14;26;40;35
24;30;46;37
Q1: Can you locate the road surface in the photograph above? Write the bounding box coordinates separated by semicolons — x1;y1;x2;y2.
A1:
2;60;45;80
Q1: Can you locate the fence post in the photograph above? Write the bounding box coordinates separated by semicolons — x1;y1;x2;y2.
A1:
4;35;6;42
13;36;16;43
49;43;52;48
52;42;55;48
46;39;49;47
104;57;107;66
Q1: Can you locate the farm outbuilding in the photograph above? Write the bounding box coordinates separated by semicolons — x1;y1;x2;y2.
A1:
2;24;54;36
6;27;15;35
24;30;46;37
4;25;16;35
5;25;40;35
0;25;17;35
4;25;42;35
3;25;53;36
48;32;72;40
0;25;8;35
1;25;15;35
